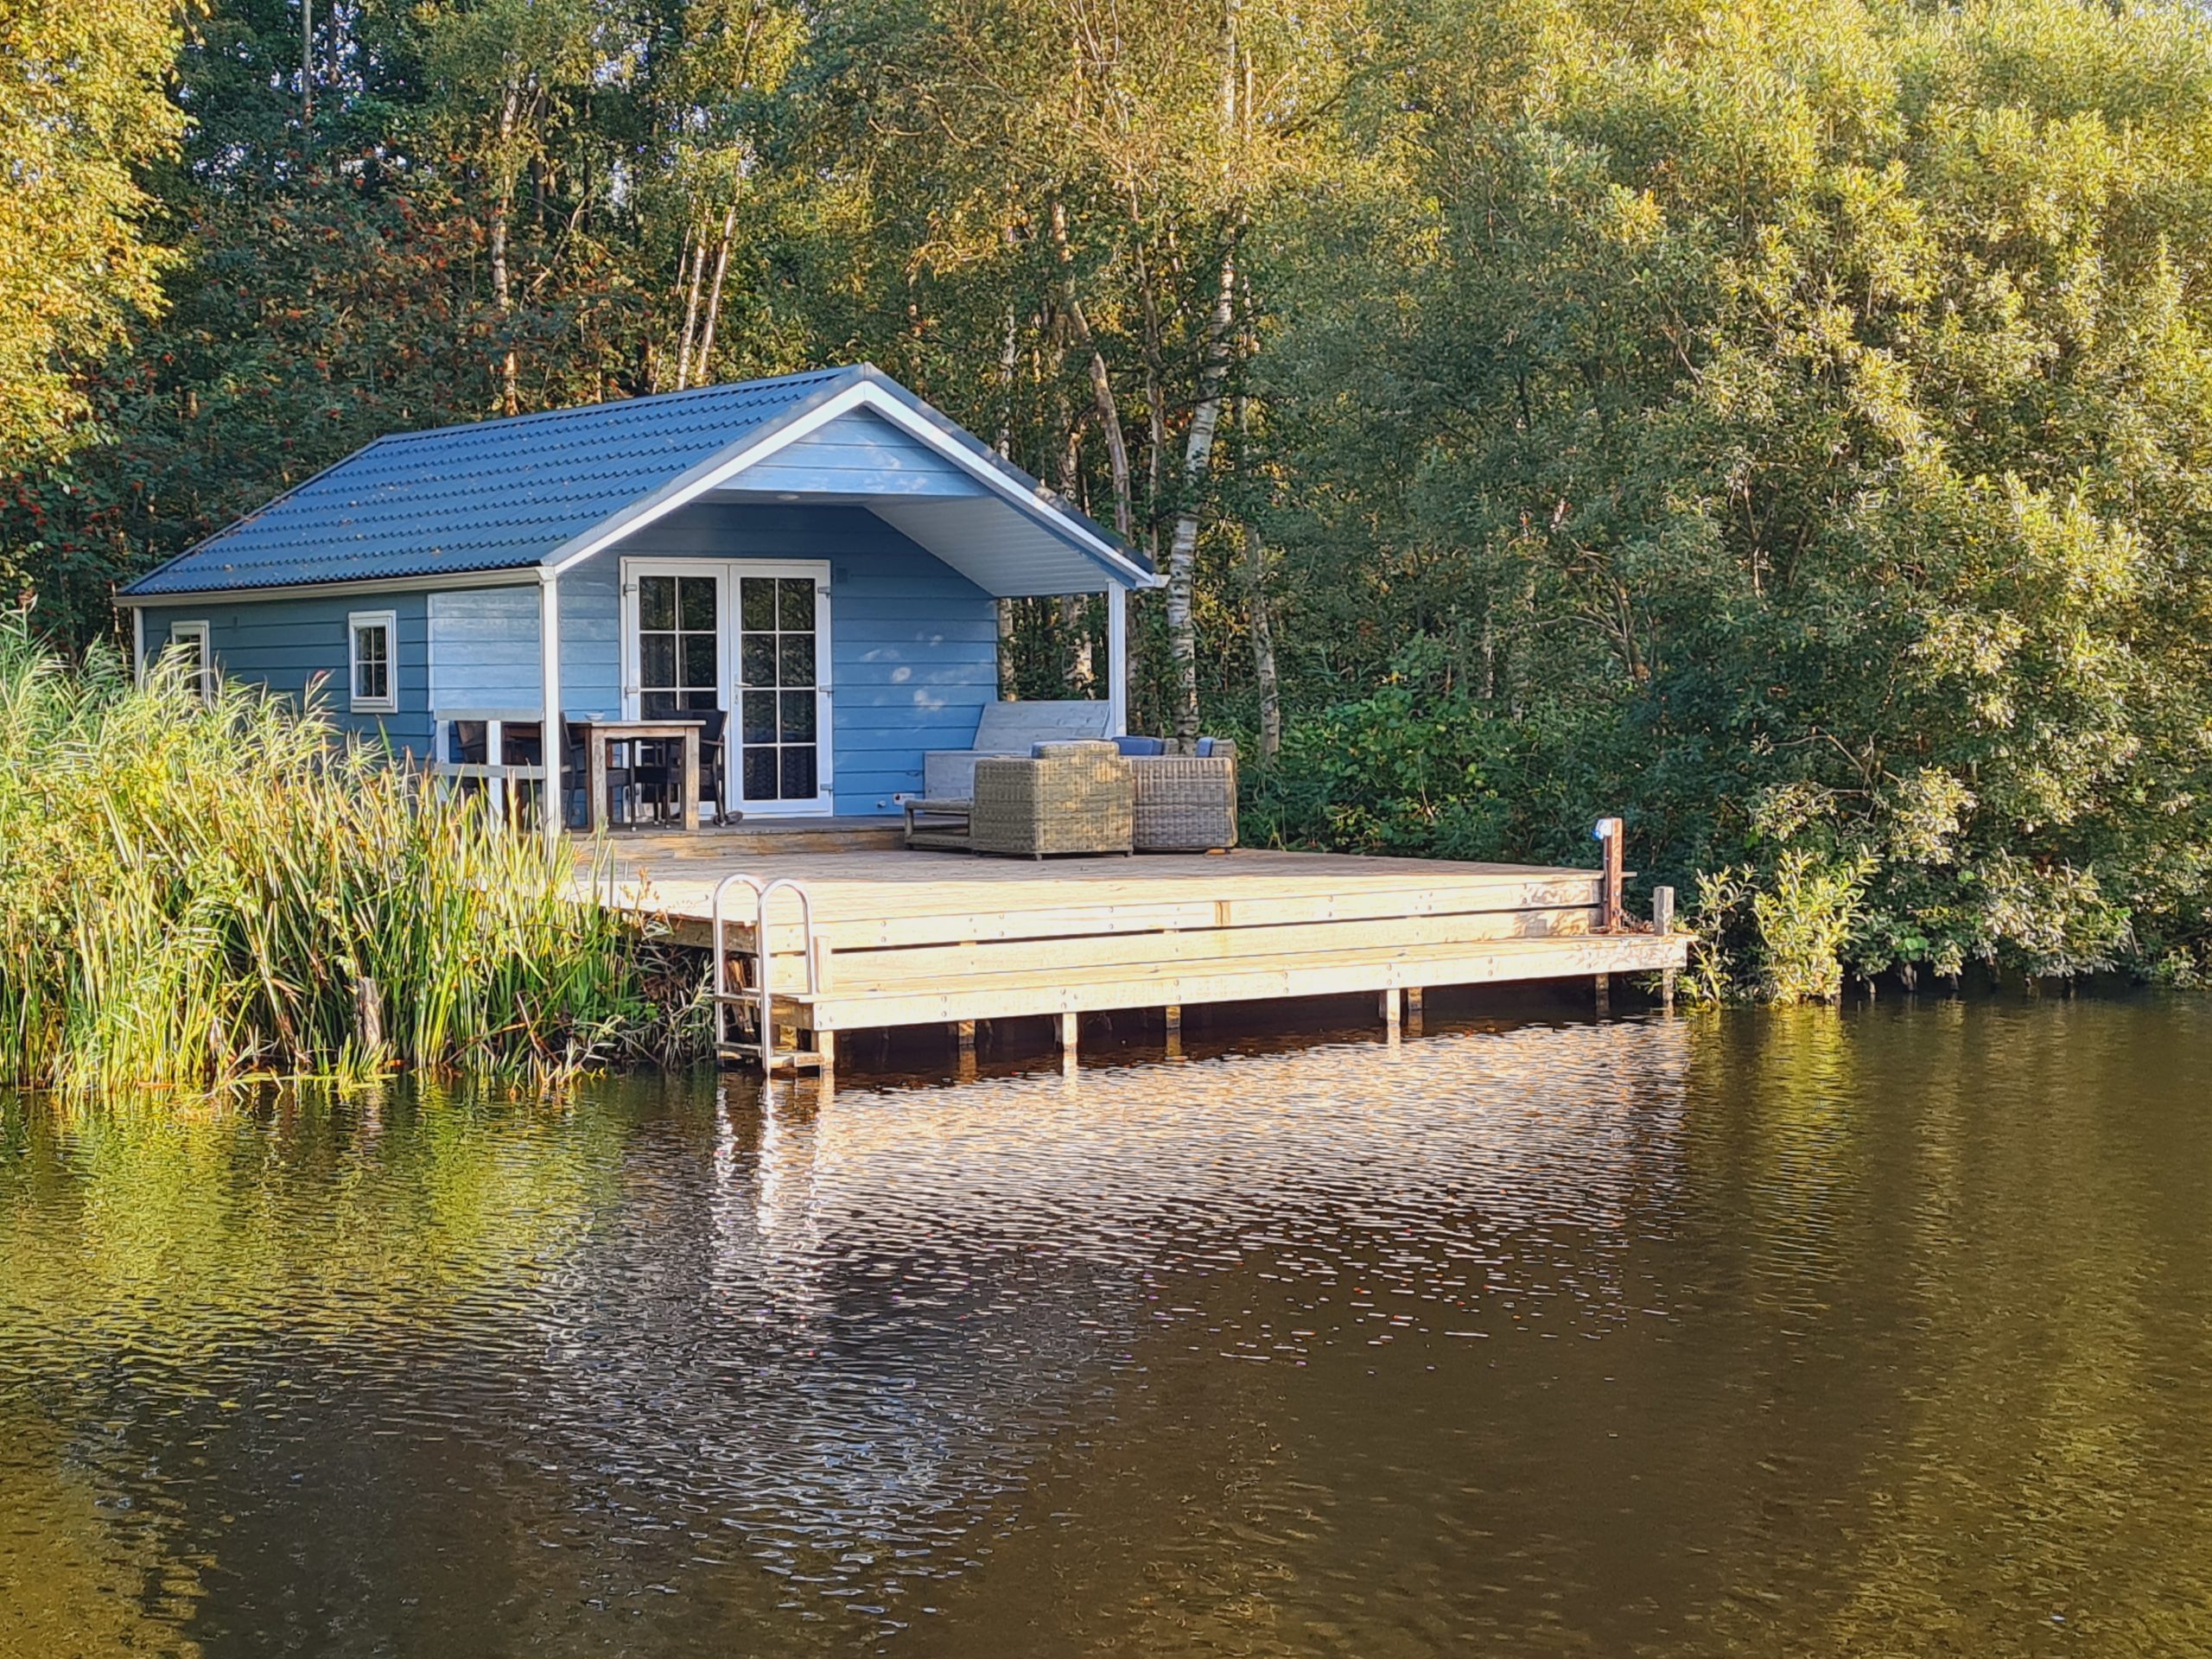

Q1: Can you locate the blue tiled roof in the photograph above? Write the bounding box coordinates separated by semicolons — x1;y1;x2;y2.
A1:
123;365;880;597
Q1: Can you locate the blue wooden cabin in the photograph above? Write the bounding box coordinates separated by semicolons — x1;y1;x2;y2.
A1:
117;365;1156;823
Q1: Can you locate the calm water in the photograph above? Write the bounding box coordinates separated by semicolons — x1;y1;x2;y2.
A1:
3;997;2209;1656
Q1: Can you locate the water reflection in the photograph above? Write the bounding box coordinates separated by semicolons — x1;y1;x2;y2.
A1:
1;1001;2209;1656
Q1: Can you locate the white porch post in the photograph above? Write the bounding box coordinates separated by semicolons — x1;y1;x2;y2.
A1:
539;570;563;844
1106;584;1128;736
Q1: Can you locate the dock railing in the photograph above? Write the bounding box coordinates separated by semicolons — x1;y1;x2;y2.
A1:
429;707;551;830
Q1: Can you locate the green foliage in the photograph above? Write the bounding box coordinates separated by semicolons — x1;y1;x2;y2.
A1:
6;0;2212;998
1244;644;1516;859
0;0;183;469
1686;850;1873;1003
1257;0;2212;990
0;619;700;1091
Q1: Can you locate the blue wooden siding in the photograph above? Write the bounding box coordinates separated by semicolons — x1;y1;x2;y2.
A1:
135;592;433;754
428;586;541;711
136;499;1001;812
734;408;985;498
560;500;997;813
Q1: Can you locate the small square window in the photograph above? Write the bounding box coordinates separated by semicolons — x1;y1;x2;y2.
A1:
348;611;397;713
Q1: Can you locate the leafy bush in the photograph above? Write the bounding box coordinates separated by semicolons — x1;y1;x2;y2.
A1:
1246;688;1512;861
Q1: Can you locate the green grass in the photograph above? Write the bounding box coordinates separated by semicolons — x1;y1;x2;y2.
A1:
0;617;702;1092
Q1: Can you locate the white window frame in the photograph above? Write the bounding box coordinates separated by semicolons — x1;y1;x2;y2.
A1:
167;620;214;702
619;557;835;817
348;609;399;714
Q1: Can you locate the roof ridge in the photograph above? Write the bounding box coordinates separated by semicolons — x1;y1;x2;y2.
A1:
366;364;872;449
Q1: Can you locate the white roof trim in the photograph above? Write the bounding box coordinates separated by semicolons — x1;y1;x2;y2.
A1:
544;380;1160;589
116;567;542;607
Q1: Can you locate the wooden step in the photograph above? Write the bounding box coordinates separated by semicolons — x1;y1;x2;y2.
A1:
772;931;1688;1031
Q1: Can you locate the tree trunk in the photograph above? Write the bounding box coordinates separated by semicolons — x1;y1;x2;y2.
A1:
694;202;739;384
1235;385;1281;760
995;302;1020;698
673;225;706;391
1052;374;1093;696
490;83;524;416
490;200;516;413
1049;200;1133;541
1164;240;1238;744
1241;521;1281;760
1162;0;1247;744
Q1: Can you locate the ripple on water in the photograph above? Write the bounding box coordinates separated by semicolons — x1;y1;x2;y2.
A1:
2;999;2210;1657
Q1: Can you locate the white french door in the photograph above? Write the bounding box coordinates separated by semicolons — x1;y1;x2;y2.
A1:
621;558;834;817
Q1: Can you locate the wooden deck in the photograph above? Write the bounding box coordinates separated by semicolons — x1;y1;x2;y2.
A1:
584;832;1689;1066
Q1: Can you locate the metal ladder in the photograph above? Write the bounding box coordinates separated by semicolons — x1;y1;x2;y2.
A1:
709;872;825;1071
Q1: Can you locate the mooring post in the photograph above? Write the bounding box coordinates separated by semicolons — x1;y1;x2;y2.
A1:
954;1019;977;1082
1163;1004;1183;1061
1595;816;1625;932
1594;972;1611;1013
1654;885;1677;1012
1382;986;1402;1043
1405;986;1424;1037
1058;1010;1079;1073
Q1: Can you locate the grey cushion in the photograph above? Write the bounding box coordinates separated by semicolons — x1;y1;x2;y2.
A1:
922;700;1116;802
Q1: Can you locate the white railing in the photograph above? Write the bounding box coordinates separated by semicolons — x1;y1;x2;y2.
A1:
429;707;552;830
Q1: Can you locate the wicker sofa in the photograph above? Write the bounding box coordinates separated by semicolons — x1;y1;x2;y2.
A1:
970;741;1134;857
1126;739;1238;853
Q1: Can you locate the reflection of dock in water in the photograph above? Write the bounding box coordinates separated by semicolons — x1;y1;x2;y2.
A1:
530;1016;1698;1621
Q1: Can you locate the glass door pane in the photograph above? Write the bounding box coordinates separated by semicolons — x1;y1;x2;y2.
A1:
636;574;720;716
737;575;822;806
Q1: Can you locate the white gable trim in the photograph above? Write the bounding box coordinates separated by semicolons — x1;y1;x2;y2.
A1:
543;381;1158;589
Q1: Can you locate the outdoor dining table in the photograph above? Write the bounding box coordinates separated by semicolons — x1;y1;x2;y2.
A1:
582;718;702;833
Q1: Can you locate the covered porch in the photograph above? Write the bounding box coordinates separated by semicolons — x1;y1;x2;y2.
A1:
422;385;1154;836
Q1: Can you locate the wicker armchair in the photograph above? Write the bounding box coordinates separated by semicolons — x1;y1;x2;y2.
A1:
1130;741;1238;853
970;741;1134;857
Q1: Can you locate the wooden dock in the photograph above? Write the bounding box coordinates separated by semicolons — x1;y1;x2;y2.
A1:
585;833;1689;1070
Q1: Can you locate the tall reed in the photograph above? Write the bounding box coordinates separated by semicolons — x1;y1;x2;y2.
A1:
0;618;698;1091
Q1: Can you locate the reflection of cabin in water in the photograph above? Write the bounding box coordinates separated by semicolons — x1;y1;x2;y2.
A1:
114;365;1686;1074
